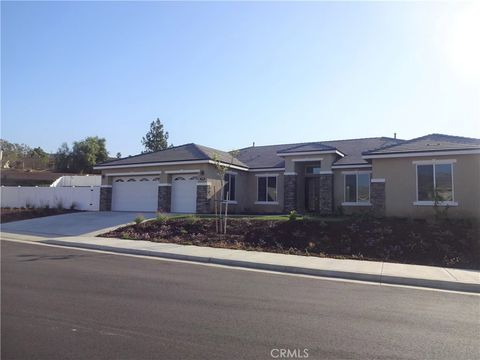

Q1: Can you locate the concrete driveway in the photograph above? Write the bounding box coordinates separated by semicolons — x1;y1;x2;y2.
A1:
1;211;155;237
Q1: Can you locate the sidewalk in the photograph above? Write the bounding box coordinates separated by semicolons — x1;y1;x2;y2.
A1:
3;231;478;293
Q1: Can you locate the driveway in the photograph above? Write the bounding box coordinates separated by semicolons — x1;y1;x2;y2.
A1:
0;211;155;237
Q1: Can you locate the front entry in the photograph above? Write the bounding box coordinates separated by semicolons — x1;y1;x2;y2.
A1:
305;177;320;212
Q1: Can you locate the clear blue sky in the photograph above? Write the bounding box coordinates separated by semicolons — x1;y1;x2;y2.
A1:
2;1;479;156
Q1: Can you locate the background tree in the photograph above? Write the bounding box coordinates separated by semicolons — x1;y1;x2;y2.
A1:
54;137;108;173
142;118;169;153
116;152;122;159
28;147;49;169
54;143;72;172
71;136;109;173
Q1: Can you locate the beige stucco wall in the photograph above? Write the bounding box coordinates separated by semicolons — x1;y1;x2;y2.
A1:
372;154;480;218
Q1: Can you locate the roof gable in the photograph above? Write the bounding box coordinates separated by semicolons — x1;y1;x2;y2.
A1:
363;134;480;156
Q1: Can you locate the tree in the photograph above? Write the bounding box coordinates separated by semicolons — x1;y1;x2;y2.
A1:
71;136;109;173
116;152;122;159
55;143;72;172
28;147;49;169
142;118;169;152
54;137;109;173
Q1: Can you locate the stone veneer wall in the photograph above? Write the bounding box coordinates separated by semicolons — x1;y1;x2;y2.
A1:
284;175;297;212
99;187;112;211
196;184;210;214
370;181;386;216
319;174;333;215
158;185;171;212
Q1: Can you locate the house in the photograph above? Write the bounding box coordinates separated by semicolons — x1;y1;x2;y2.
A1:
93;134;480;218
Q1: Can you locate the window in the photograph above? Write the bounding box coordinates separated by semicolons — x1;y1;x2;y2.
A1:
223;173;236;201
305;164;322;175
115;179;124;182
416;163;453;202
127;178;136;182
257;176;277;202
344;173;370;203
174;177;185;181
139;178;149;182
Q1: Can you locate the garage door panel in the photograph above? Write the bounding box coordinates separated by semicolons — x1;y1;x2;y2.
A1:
171;177;197;213
112;181;158;212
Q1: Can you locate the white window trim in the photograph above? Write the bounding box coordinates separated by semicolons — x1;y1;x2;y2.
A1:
415;160;455;205
256;175;278;203
343;171;372;204
341;202;372;207
413;201;458;207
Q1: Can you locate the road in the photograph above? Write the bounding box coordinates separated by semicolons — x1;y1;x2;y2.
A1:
2;240;479;360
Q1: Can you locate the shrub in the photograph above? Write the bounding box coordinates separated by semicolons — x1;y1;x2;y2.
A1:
134;215;145;225
156;212;168;223
70;202;77;210
288;210;298;221
56;201;64;210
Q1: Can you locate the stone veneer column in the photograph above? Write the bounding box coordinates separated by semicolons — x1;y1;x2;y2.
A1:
370;179;386;217
284;174;298;212
99;186;112;211
157;185;171;212
196;183;210;214
318;174;333;215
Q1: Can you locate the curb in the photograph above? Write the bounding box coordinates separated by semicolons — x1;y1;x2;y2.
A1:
41;239;480;294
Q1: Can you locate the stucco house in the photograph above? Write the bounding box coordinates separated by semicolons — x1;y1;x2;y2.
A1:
94;134;480;218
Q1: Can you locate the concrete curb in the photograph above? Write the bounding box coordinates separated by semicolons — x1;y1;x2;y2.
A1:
41;239;480;294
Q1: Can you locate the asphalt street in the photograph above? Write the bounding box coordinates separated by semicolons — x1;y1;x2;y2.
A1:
2;240;479;360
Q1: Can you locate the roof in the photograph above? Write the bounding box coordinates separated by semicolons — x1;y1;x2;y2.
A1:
97;143;248;168
236;137;403;168
363;134;480;156
276;142;338;154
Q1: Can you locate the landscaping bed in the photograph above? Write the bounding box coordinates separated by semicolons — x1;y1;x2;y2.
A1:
0;207;81;223
100;215;480;270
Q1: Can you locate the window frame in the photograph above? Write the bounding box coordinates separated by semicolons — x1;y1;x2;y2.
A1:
342;171;372;206
255;174;279;204
222;172;237;203
305;164;322;175
414;160;457;206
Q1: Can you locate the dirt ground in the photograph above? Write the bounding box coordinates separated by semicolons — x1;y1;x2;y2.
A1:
1;208;80;223
101;216;480;269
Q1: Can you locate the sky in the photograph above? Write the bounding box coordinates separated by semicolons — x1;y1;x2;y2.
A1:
1;1;479;157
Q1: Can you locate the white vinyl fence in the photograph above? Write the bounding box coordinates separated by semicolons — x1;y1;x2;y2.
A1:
0;186;100;211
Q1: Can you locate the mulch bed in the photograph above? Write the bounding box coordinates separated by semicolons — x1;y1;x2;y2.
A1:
101;216;480;270
1;208;81;223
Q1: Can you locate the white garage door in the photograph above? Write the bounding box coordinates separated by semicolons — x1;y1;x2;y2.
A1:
112;177;158;212
171;176;197;213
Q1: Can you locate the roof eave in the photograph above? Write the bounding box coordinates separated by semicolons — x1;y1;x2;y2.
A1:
362;148;480;159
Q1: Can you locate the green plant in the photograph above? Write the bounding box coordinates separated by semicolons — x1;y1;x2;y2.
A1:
185;215;198;225
156;212;168;223
134;215;145;225
288;210;298;221
70;202;77;210
56;201;64;210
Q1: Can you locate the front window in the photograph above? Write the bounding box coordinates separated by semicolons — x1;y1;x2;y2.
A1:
417;163;453;202
223;173;236;201
344;173;370;203
257;176;277;202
